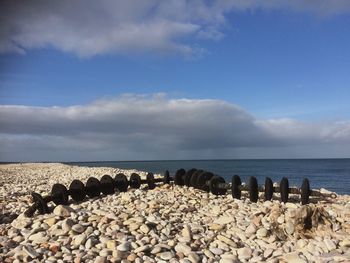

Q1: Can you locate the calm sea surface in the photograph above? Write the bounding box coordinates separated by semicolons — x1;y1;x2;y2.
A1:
67;159;350;195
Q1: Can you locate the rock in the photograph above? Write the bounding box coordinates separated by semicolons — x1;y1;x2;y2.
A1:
11;218;32;229
175;243;192;255
219;259;237;263
151;246;162;254
53;205;75;217
284;252;307;263
72;233;87;246
182;225;192;239
264;248;273;258
106;240;117;250
160;251;174;260
23;245;39;258
140;224;150;234
324;239;336;251
188;252;200;263
72;224;85;234
28;232;49;244
339;240;350;247
94;256;106;263
62;218;75;232
256;228;268;238
277;215;284;224
245;224;257;235
285;221;295;235
85;238;96;249
134;245;151;253
217;235;237;247
117;242;130;252
209;247;223;255
209;223;224;230
127;253;137;261
99;249;111;257
214;216;234;225
237;247;252;260
43;217;57;227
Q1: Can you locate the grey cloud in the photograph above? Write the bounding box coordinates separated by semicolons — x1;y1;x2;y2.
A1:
1;0;350;57
1;94;350;161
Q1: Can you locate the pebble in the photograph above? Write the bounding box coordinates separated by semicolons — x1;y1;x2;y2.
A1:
182;225;192;239
210;247;223;255
28;232;49;244
284;252;307;263
324;239;336;251
217;235;237;247
23;245;39;258
237;247;252;260
72;224;85;233
175;243;192;255
53;205;74;217
134;245;151;253
256;227;268;238
1;163;349;263
160;251;174;260
140;224;150;234
188;252;200;263
117;242;130;252
285;221;295;235
72;233;87;246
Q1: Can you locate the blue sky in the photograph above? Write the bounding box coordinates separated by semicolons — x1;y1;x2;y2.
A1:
1;1;350;161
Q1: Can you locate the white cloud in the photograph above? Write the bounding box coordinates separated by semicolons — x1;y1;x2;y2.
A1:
1;0;349;57
1;94;350;161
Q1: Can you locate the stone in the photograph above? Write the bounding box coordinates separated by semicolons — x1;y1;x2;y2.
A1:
245;224;257;235
106;240;117;250
11;218;32;229
72;233;87;246
175;243;192;255
214;216;234;225
263;248;273;258
188;252;200;263
324;239;336;251
256;228;268;238
284;252;307;263
23;245;39;258
182;225;192;239
43;217;57;227
140;224;150;234
53;205;75;217
209;247;223;255
62;218;75;232
151;246;162;254
28;232;49;244
217;235;237;247
285;221;295;235
219;259;237;263
160;251;174;260
72;224;85;234
237;247;252;260
134;245;151;253
117;242;130;252
94;256;106;263
339;240;350;247
209;223;224;230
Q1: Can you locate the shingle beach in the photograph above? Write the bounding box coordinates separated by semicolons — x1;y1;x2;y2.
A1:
1;163;350;263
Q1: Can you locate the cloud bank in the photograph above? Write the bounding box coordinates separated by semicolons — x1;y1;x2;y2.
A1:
1;94;350;161
1;0;350;57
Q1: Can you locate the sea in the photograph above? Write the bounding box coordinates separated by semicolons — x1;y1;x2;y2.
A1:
67;159;350;195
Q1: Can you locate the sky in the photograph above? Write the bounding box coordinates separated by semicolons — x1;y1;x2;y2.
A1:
0;0;350;161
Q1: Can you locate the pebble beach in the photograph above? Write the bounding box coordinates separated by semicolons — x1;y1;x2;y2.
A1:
1;163;350;263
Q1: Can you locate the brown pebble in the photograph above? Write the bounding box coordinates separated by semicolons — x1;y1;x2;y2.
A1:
127;253;137;261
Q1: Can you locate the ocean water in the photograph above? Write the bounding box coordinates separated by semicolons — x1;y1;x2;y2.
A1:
68;159;350;195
